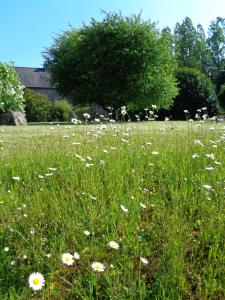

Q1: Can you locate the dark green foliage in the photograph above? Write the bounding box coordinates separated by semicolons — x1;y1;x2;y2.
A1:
52;100;74;121
44;12;178;110
169;67;218;119
215;70;225;109
24;89;53;122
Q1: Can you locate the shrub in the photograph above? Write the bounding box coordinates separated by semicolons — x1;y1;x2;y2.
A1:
169;67;218;119
24;89;53;122
0;62;24;112
52;100;74;121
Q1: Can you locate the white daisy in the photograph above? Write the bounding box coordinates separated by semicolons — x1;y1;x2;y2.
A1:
151;151;159;155
62;253;74;266
108;241;120;249
203;184;212;190
84;230;91;236
120;205;128;213
91;262;106;272
28;272;45;291
140;257;149;264
74;252;80;260
140;203;146;209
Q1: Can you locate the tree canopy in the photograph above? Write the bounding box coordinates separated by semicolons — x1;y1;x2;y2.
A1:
169;67;218;119
44;12;178;110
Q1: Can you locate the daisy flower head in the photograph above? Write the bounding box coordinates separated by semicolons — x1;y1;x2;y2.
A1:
74;252;80;260
108;240;120;249
120;205;128;213
62;253;74;266
28;272;45;291
140;257;149;264
84;230;91;236
91;262;106;272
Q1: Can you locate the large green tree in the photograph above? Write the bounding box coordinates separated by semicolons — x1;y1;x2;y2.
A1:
174;17;210;73
207;17;225;79
44;13;178;110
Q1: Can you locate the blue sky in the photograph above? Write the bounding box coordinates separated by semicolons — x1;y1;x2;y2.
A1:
0;0;224;67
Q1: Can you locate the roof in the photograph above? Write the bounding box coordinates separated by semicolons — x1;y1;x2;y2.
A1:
15;67;53;89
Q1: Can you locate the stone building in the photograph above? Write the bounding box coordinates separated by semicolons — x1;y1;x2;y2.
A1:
15;67;62;101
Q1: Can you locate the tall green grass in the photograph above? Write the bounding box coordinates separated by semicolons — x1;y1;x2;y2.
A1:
0;121;224;299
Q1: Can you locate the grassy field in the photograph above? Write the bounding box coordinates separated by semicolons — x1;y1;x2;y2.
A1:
0;121;224;299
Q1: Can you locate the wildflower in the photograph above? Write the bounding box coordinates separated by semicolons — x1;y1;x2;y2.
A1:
74;252;80;260
108;241;120;249
86;163;94;168
83;113;90;119
194;140;204;147
91;262;106;272
28;272;45;291
151;151;159;155
203;184;212;190
84;230;91;236
4;247;9;252
12;176;20;181
140;257;149;264
120;205;128;213
62;253;74;266
205;153;215;160
140;203;146;209
205;166;214;171
121;106;127;116
192;154;199;159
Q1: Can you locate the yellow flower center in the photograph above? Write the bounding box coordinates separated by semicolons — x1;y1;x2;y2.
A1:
65;257;70;262
95;265;100;270
33;278;40;285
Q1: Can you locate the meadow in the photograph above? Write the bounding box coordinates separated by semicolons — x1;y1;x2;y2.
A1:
0;121;224;299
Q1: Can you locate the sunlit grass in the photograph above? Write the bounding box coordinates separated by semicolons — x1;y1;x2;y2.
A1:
0;121;224;299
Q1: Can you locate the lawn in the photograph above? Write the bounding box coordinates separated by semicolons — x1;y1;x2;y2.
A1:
0;121;224;299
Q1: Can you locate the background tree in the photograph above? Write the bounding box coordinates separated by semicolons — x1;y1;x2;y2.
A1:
215;70;225;109
0;62;24;112
44;12;178;110
174;17;210;73
169;67;218;119
207;17;225;79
